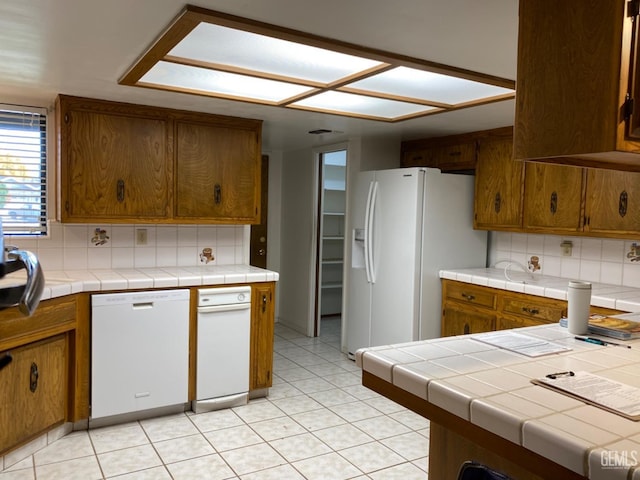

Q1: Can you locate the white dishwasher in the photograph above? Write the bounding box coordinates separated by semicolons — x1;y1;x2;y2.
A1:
193;286;251;413
91;289;190;420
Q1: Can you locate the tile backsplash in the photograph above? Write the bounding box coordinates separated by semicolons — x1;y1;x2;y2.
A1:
489;232;640;288
9;223;248;271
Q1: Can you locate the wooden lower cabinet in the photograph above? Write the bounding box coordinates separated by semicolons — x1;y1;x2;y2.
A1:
441;280;497;337
441;279;621;336
442;303;496;336
0;335;67;453
250;282;275;391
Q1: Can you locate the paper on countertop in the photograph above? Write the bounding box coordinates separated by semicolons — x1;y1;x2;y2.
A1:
532;371;640;421
472;331;572;357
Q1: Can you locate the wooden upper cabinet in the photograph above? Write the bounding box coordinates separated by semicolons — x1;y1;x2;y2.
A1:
584;169;640;235
514;0;640;171
57;95;262;224
401;138;476;172
474;135;524;231
175;120;261;223
58;96;171;222
523;163;584;233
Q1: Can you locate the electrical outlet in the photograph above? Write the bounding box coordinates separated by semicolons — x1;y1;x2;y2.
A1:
136;228;148;245
561;240;573;256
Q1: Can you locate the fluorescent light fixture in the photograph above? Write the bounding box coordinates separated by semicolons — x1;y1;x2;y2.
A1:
169;23;384;85
120;5;515;122
140;61;315;103
343;66;516;105
291;91;439;121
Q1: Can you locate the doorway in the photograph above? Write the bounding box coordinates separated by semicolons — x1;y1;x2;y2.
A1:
314;149;347;337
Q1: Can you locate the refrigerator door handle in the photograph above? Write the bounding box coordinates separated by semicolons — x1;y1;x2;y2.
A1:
367;181;378;284
363;180;375;283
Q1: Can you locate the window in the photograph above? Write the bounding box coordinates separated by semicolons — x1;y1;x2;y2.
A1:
0;105;48;236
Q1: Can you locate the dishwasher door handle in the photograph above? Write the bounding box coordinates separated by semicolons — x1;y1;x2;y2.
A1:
198;303;251;314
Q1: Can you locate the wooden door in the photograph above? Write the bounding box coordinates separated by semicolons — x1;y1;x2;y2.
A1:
250;156;269;268
585;169;640;235
474;137;524;230
63;109;170;220
250;283;275;391
523;163;584;233
0;335;67;453
175;121;260;223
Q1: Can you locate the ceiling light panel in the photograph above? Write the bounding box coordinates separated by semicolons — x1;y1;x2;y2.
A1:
291;91;439;120
119;5;516;122
169;23;384;85
140;61;314;103
344;66;516;105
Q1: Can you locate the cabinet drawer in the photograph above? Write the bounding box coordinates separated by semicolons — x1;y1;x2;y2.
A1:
0;296;76;351
444;282;496;309
501;296;566;323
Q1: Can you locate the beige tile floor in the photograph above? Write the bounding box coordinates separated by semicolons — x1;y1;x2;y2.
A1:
0;318;430;479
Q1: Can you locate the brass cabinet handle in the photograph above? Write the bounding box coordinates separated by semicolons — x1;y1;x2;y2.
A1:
522;307;540;315
214;183;222;204
550;191;558;214
494;192;501;214
116;179;125;203
461;293;475;301
262;293;267;313
29;362;39;392
619;191;628;217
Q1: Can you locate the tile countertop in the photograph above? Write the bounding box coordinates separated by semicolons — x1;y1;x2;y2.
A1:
356;324;640;479
440;267;640;312
2;265;279;301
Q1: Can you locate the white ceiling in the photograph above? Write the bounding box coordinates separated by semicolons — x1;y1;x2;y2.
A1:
0;0;518;152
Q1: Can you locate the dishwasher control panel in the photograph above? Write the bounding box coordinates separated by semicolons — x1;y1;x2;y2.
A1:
198;286;251;307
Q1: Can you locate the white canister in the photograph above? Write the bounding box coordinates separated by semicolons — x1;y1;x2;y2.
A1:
567;281;592;334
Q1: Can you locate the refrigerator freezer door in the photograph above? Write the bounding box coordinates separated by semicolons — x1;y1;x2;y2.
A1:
347;171;375;358
369;169;423;347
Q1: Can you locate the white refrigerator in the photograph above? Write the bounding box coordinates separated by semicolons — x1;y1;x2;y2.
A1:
346;167;487;358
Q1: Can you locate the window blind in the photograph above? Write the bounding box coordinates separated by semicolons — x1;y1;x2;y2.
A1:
0;105;48;236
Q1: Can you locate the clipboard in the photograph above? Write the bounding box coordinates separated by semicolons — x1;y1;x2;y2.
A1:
531;371;640;421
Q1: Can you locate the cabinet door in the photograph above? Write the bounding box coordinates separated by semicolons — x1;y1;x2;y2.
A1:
585;169;640;235
523;163;584;233
175;121;260;223
0;335;66;453
474;137;524;230
250;283;275;391
62;109;171;221
441;304;495;337
402;143;476;171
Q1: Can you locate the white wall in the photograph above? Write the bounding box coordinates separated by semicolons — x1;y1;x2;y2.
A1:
489;231;640;288
264;150;283;322
277;146;317;334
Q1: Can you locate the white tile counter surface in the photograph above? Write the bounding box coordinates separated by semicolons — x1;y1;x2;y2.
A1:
356;324;640;479
2;265;279;301
440;267;640;312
